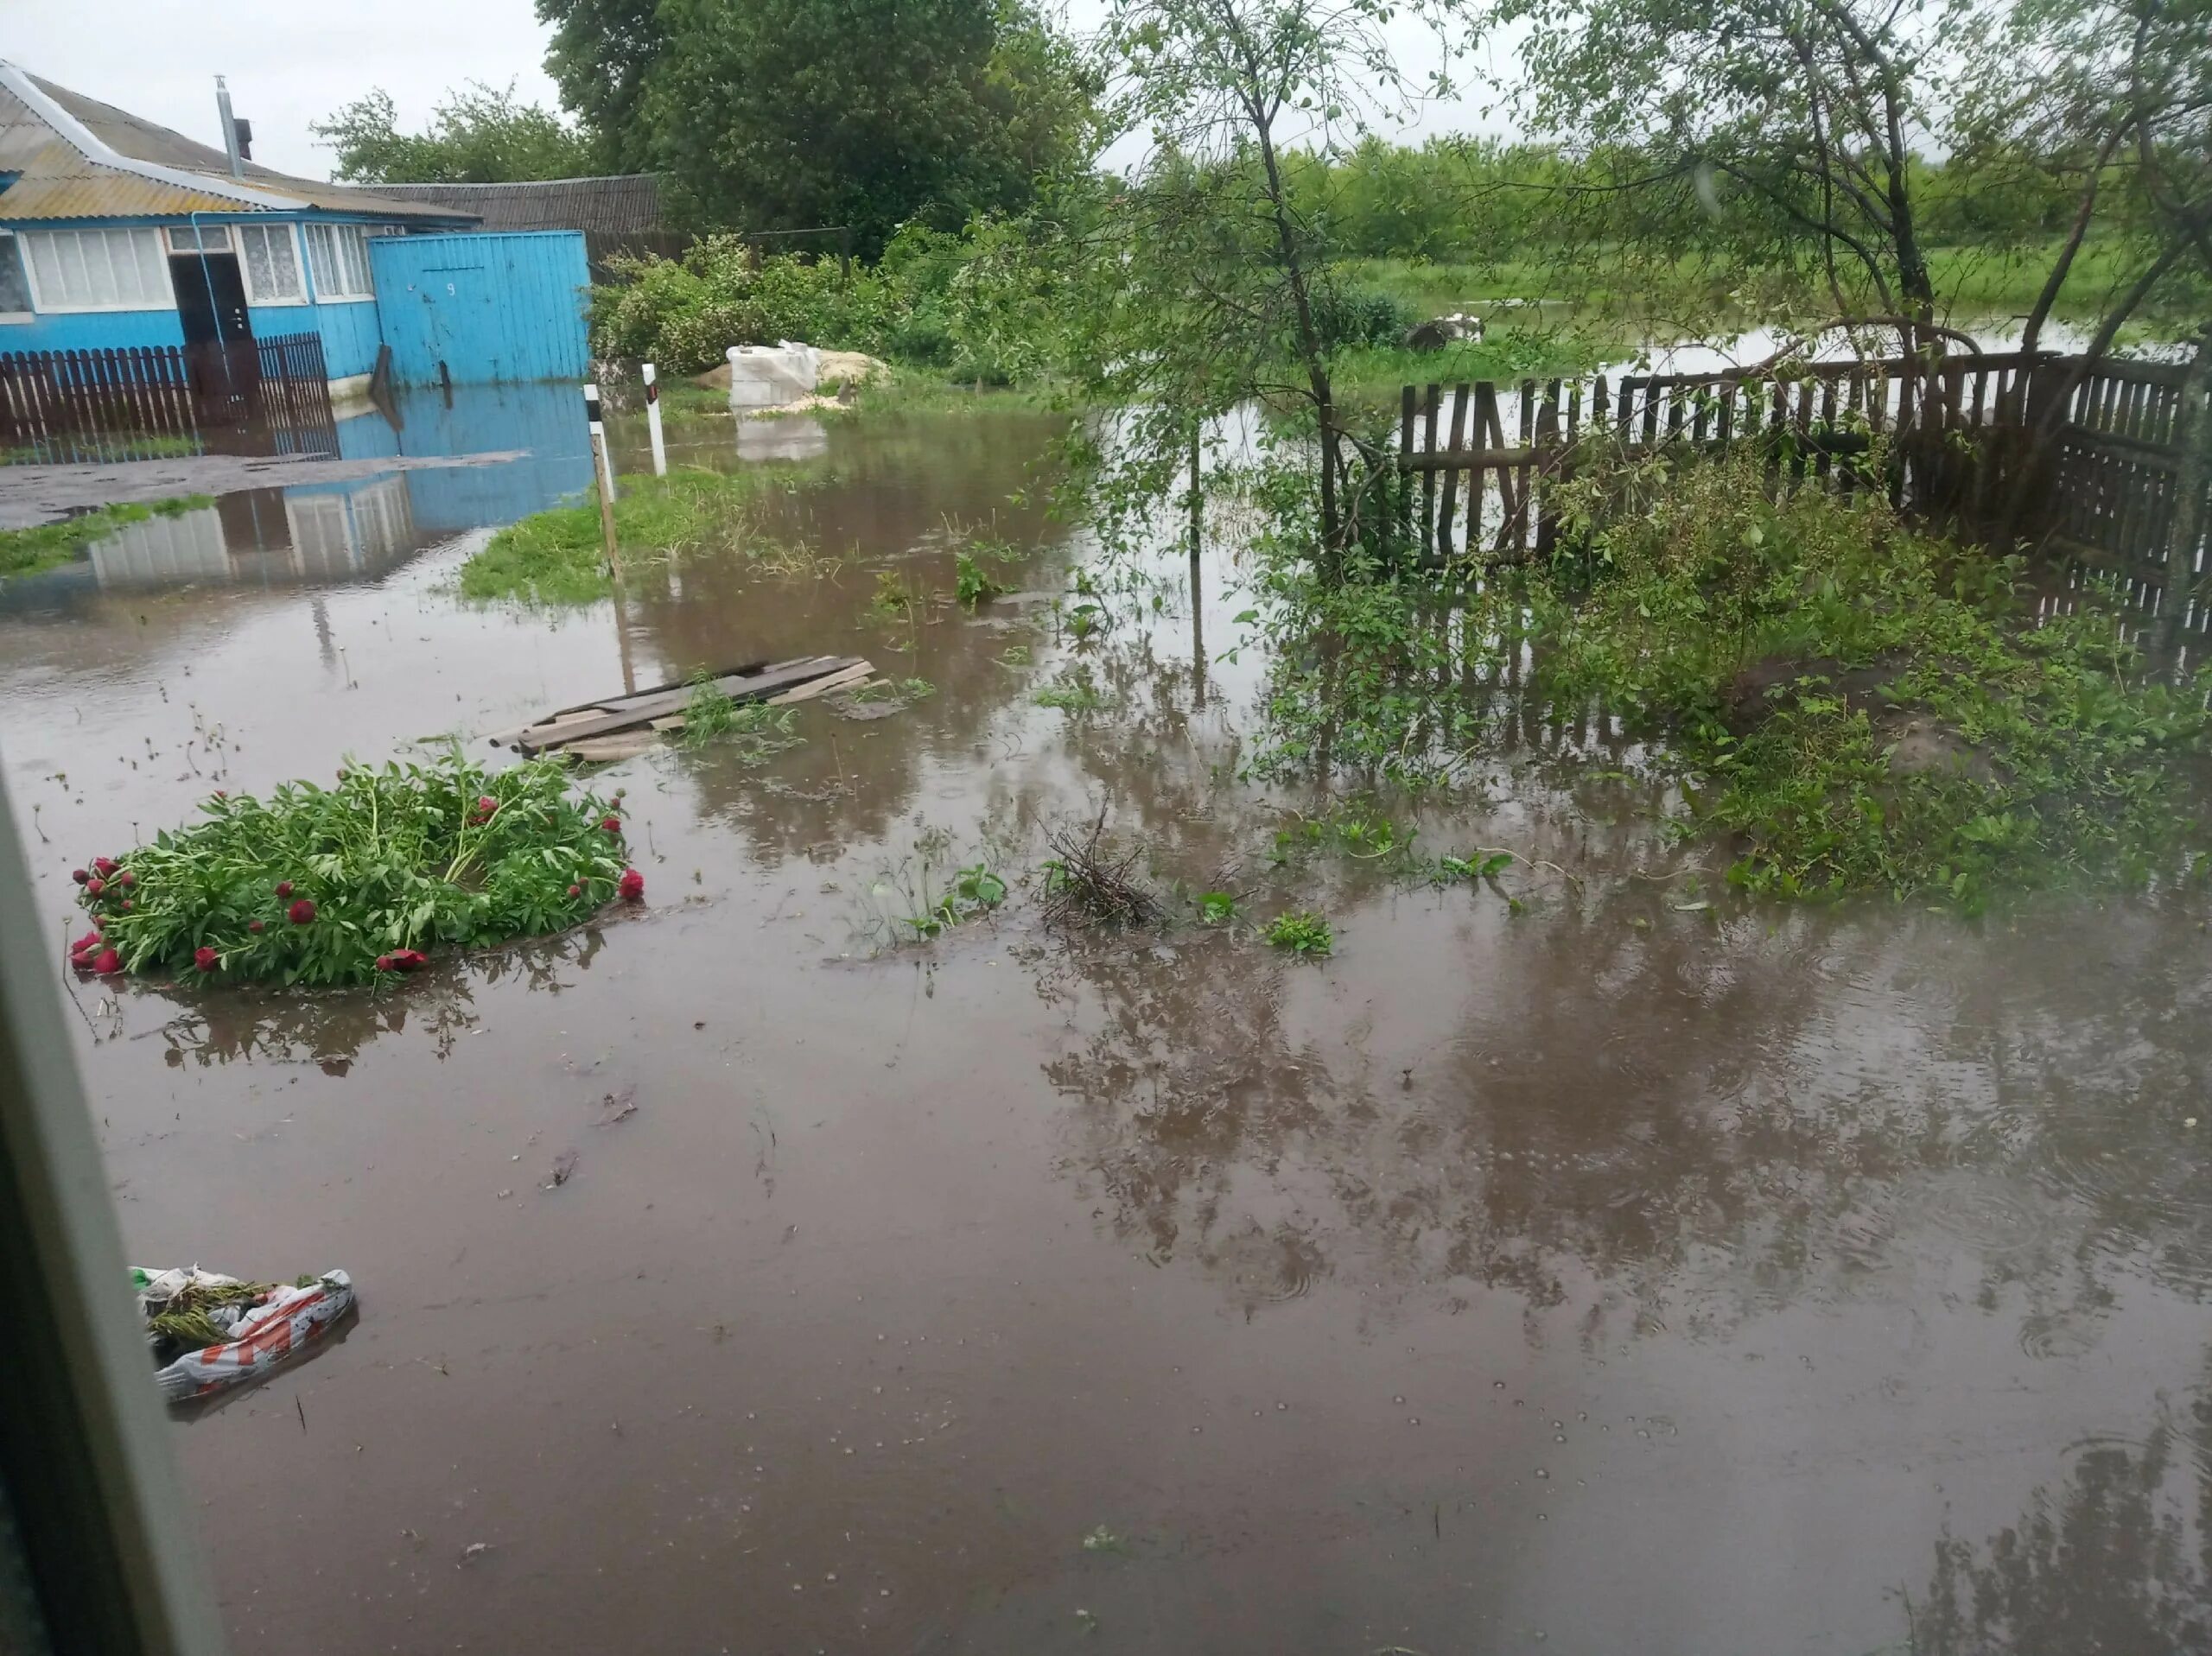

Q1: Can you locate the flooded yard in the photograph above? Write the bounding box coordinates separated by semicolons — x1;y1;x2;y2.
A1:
3;401;2209;1654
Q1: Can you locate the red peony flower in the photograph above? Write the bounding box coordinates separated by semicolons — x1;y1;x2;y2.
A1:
117;870;135;887
476;795;498;813
194;947;218;973
288;898;317;925
247;918;264;934
618;868;645;901
213;790;226;800
72;930;100;955
71;949;97;973
91;948;121;975
71;867;89;885
566;884;581;898
275;880;293;898
374;955;395;972
120;899;133;912
600;815;621;835
94;857;118;876
388;949;427;972
84;877;105;897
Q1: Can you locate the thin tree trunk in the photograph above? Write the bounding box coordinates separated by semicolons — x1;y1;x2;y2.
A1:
1249;107;1340;557
2155;335;2212;665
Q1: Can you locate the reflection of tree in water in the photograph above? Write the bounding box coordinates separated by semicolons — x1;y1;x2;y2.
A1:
152;929;606;1069
1909;1370;2212;1654
1032;874;2212;1340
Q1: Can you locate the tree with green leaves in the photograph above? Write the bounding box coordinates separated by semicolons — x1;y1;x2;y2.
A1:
314;83;594;184
1058;0;1467;562
536;0;1100;251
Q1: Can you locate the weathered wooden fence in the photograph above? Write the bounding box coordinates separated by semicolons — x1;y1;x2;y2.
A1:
1388;351;2210;633
0;333;339;466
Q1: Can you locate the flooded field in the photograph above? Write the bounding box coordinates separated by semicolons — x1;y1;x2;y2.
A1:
3;401;2210;1654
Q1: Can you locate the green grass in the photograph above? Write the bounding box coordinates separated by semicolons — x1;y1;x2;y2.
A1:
69;745;634;987
459;464;819;606
0;497;213;582
1264;910;1334;956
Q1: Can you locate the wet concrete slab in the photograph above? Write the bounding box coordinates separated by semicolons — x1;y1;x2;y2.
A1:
3;407;2209;1655
0;451;530;530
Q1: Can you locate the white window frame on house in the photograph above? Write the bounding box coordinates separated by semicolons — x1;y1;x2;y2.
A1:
301;221;377;303
163;224;232;255
0;231;31;323
235;221;306;307
19;226;175;314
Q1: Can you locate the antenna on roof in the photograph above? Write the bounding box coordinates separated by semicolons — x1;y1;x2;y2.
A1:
214;76;244;177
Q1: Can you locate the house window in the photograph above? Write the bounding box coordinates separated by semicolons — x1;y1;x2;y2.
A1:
165;224;232;254
22;228;171;310
0;232;29;320
237;222;303;305
302;222;376;301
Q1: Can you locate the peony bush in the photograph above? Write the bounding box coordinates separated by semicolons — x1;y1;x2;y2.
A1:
67;746;645;987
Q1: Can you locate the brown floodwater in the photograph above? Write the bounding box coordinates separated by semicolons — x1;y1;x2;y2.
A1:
3;405;2210;1655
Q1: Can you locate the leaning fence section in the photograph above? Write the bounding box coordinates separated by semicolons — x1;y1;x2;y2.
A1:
1388;350;2210;636
0;333;340;466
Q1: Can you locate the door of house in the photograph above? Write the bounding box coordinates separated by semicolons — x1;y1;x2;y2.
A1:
170;251;258;425
368;232;590;385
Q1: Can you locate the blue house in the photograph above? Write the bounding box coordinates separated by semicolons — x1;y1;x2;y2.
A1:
0;63;592;393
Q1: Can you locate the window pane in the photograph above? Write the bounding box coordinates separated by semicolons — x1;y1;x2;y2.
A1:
344;228;373;296
304;224;333;294
64;234;102;306
28;235;62;305
0;237;29;312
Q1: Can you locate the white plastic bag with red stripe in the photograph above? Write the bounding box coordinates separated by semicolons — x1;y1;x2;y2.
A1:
134;1266;355;1401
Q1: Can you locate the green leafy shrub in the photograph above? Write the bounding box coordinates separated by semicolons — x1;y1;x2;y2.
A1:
70;748;633;987
1310;287;1414;352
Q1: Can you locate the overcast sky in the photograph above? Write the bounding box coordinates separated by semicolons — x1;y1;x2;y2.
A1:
6;0;1512;181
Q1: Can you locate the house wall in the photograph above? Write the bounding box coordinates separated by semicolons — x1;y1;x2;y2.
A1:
369;232;590;385
0;213;460;383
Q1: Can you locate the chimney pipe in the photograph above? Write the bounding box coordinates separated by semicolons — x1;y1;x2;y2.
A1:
215;76;243;178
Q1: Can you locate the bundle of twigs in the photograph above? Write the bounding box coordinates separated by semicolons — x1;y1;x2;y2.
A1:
1040;809;1161;930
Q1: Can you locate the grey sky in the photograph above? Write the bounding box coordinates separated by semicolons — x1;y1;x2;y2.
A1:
7;1;1513;184
7;1;563;179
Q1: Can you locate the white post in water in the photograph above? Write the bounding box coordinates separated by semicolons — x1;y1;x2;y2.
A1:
642;362;668;477
584;381;618;503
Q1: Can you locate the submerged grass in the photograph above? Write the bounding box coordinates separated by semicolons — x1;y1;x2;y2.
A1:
0;497;213;583
459;464;822;605
1254;447;2212;907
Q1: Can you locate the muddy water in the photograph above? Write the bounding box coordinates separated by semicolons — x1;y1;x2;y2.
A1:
4;407;2212;1655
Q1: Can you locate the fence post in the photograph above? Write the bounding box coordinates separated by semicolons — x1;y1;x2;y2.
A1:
2156;338;2212;663
1533;396;1561;562
583;383;620;573
642;363;668;477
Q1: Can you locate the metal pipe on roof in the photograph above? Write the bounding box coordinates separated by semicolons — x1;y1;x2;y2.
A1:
214;76;242;179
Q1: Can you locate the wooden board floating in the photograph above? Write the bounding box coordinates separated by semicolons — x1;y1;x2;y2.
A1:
493;656;872;758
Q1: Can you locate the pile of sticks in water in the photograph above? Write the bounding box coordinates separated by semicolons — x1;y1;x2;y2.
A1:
1040;809;1160;930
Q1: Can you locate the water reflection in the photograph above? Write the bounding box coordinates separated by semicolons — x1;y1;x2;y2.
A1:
1911;1367;2212;1653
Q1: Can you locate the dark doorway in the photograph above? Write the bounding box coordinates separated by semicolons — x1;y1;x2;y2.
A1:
169;252;250;349
169;252;259;428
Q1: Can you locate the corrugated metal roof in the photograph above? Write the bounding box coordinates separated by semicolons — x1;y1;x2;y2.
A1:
368;176;664;237
0;67;477;224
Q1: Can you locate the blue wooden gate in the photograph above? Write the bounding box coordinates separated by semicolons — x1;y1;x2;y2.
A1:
369;232;590;386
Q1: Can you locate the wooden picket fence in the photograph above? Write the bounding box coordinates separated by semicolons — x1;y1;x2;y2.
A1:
0;333;339;466
1384;352;2208;624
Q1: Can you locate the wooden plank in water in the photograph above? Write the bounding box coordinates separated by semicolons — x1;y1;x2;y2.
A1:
511;657;863;755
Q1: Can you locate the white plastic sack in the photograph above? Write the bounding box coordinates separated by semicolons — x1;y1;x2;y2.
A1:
135;1265;356;1401
725;340;820;410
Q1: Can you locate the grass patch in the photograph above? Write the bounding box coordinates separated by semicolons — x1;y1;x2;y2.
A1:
680;678;804;762
67;745;636;987
0;497;212;583
1265;910;1334;956
459;464;820;606
1033;667;1108;714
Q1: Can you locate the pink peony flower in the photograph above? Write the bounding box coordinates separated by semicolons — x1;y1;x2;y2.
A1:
93;857;118;876
194;947;218;973
92;948;121;975
117;870;135;888
566;884;581;898
618;868;645;901
71;949;97;973
288;898;317;925
247;918;265;934
601;815;621;835
84;877;105;897
72;930;100;955
374;955;395;972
